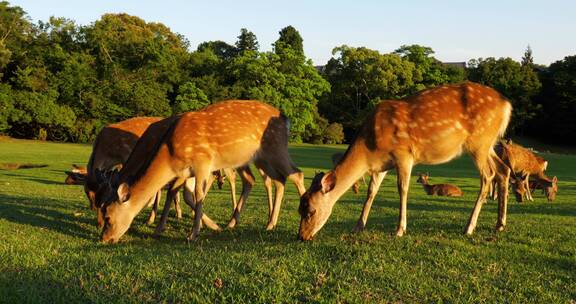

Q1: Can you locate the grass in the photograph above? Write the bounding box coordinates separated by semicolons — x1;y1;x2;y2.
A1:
0;138;575;303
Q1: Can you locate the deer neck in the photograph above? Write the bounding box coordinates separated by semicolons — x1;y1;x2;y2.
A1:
327;143;371;201
422;183;433;194
122;145;176;216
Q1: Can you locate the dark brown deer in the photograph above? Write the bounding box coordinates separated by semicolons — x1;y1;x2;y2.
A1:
494;140;558;202
416;172;463;197
64;164;87;185
99;100;305;243
298;82;513;240
85;117;176;228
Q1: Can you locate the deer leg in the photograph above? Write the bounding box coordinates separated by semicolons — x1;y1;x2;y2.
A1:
173;192;182;219
287;170;306;196
524;174;533;201
259;168;274;220
187;167;211;242
153;186;179;236
146;191;161;225
227;166;255;228
97;208;104;230
182;178;222;232
493;155;510;231
266;179;286;230
489;180;498;201
395;158;413;237
353;171;387;233
464;152;494;235
225;168;238;210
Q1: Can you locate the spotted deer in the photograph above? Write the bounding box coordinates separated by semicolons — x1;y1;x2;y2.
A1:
298;82;513;240
416;172;463;197
99;100;306;243
493;140;558;202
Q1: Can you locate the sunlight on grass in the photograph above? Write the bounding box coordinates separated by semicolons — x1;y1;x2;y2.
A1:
0;139;575;302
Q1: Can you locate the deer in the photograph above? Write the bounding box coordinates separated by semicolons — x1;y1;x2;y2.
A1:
85;117;176;228
98;100;306;243
416;172;463;197
64;164;87;185
298;82;513;240
492;139;558;202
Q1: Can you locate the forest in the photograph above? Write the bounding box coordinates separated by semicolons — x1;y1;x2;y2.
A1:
1;1;574;144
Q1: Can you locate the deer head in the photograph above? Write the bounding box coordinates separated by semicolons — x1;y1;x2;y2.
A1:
416;172;430;184
100;182;137;243
509;177;527;203
542;176;558;202
298;171;337;240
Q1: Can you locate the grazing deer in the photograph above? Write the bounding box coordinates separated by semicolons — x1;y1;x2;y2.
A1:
298;82;513;240
85;117;177;228
493;140;558;202
64;164;87;185
99;100;305;243
416;172;463;197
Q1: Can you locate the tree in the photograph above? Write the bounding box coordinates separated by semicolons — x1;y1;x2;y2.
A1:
320;45;418;139
197;40;237;60
467;57;541;133
531;55;576;142
173;81;210;113
0;1;33;79
394;44;459;91
274;25;303;55
235;28;259;53
521;45;534;67
226;48;329;142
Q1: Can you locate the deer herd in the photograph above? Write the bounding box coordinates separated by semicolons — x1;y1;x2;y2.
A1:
62;82;559;243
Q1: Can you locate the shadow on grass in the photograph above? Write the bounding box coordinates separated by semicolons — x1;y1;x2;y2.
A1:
0;171;63;185
0;268;95;303
0;194;94;240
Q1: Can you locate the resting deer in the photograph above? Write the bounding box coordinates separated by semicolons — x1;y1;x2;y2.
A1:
298;82;513;240
99;100;305;243
416;172;463;197
493;140;558;202
64;164;87;185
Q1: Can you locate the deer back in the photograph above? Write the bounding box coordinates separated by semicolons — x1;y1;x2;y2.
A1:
357;82;512;168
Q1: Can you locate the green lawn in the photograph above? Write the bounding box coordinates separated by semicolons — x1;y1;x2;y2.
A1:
0;138;575;303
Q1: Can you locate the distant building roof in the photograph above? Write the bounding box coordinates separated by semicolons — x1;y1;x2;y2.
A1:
442;62;467;69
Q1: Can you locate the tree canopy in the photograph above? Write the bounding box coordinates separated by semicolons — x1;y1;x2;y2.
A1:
1;1;575;146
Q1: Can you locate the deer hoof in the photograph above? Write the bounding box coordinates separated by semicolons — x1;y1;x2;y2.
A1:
395;228;405;237
266;223;276;231
226;219;237;229
495;224;505;232
352;224;365;233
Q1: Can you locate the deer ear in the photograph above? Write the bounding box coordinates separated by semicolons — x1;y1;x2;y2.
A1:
553;176;558;183
117;183;130;203
320;171;336;194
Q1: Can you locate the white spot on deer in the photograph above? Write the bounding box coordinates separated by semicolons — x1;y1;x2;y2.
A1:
397;131;409;138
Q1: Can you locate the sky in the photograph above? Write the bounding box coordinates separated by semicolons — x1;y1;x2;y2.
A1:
9;0;576;66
